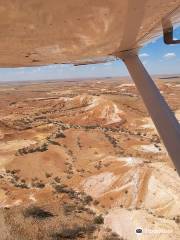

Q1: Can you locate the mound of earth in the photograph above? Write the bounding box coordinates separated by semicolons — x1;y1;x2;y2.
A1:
54;95;126;126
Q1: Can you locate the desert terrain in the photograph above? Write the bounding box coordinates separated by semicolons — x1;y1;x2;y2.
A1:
0;77;180;240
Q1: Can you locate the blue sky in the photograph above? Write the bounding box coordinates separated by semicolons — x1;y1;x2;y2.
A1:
138;26;180;75
0;27;179;82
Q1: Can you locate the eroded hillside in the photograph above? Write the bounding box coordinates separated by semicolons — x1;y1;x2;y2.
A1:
0;78;180;240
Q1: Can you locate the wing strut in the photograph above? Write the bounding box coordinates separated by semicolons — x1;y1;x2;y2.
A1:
122;53;180;174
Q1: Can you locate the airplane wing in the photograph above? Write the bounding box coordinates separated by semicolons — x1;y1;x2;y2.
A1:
0;0;179;67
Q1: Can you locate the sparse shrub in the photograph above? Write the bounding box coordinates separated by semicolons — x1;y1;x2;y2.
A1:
39;143;48;152
52;225;85;239
93;215;104;224
94;162;102;170
32;181;45;189
54;184;68;193
54;176;61;183
83;195;93;205
14;183;29;189
52;224;97;240
11;169;19;174
173;215;180;224
45;172;52;178
104;231;125;240
54;131;66;138
24;206;54;219
10;179;16;184
105;133;117;148
93;200;100;205
85;223;97;233
13;175;19;181
18;142;48;155
77;205;87;213
68;149;73;156
63;203;76;215
86;209;95;215
53;184;76;198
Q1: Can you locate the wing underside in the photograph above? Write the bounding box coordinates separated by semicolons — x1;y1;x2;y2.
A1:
0;0;179;67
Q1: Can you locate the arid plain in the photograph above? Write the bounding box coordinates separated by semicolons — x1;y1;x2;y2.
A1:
0;77;180;240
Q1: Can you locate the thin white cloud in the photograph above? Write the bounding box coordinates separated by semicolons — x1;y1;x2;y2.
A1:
151;38;157;44
46;65;56;69
139;53;150;58
89;66;96;71
104;62;113;66
30;67;42;73
164;52;176;59
142;60;148;65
